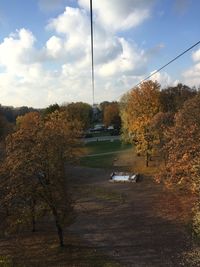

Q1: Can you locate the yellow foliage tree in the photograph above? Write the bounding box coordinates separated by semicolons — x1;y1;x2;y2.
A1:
121;80;161;166
0;111;82;246
103;102;121;128
62;102;93;130
157;94;200;193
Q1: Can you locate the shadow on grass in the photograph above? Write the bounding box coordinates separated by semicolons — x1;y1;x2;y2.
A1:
0;231;121;267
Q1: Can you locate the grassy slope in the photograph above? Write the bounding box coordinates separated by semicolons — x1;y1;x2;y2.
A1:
80;140;132;168
85;140;131;155
80;140;162;173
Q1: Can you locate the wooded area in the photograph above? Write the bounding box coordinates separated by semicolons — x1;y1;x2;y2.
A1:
0;81;200;265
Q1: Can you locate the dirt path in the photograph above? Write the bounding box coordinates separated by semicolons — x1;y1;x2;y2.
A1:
68;166;190;267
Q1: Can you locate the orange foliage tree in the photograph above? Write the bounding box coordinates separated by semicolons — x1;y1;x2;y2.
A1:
150;112;174;162
121;80;161;166
62;102;93;130
103;102;121;128
160;83;197;113
157;94;200;193
0;111;82;246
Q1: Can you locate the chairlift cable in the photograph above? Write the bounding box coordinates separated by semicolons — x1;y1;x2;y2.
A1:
90;0;95;105
117;40;200;100
134;40;200;88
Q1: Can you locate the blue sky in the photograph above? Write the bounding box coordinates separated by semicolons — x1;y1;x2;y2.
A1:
0;0;199;107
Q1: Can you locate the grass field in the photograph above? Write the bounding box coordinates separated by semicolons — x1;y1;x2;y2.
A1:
80;140;162;175
80;140;132;168
84;140;131;155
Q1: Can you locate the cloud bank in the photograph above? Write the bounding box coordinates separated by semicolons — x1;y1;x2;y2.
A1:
0;0;190;108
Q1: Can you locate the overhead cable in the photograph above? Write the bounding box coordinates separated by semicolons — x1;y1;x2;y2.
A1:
133;40;200;88
90;0;95;105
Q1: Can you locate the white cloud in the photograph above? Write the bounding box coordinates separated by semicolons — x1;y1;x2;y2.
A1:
47;7;90;62
48;7;89;35
93;32;123;64
98;38;146;77
78;0;154;32
182;62;200;86
182;48;200;87
150;70;173;88
46;36;63;58
0;29;36;73
0;2;159;107
192;48;200;62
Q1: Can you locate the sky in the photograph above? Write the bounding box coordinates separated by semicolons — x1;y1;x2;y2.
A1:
0;0;199;108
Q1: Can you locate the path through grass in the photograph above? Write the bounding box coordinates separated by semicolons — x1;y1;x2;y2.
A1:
80;140;132;168
85;140;131;155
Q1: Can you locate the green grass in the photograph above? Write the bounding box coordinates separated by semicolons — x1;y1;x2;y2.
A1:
80;140;132;168
85;140;131;155
80;153;116;168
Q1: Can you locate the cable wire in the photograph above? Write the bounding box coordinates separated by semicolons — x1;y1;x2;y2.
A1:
90;0;95;105
133;40;200;88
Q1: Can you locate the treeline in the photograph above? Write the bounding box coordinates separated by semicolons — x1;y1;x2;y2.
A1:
121;80;199;194
0;101;121;137
40;101;121;130
0;101;122;150
0;105;38;123
0;100;121;247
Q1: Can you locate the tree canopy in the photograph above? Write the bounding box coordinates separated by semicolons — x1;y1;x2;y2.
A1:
160;83;197;113
0;110;82;246
157;94;200;193
121;80;161;166
62;102;93;130
103;102;121;128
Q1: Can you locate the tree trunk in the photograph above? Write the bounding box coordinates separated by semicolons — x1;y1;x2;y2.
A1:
146;151;149;167
146;140;150;167
32;214;36;232
52;207;64;247
55;219;64;247
31;198;36;232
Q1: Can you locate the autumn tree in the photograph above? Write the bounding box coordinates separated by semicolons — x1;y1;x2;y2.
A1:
99;101;110;113
42;103;60;117
103;102;121;129
160;83;197;113
150;112;174;162
0;114;12;141
121;80;161;166
0;112;42;233
62;102;93;130
157;94;200;192
0;111;82;246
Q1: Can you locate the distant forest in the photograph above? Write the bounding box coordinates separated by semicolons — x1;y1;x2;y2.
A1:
0;105;39;123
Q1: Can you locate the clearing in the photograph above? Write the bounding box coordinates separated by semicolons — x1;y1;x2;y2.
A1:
68;164;192;267
0;141;194;266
